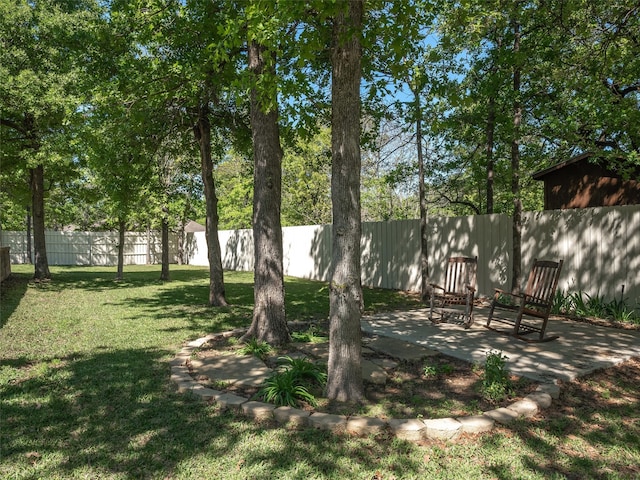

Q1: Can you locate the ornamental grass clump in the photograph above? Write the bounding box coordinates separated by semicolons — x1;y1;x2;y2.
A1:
258;356;327;407
237;337;272;360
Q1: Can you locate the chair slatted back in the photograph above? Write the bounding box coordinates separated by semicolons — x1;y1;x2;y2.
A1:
444;256;477;295
524;259;563;305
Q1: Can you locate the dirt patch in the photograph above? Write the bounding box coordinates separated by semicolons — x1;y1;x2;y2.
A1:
187;331;537;420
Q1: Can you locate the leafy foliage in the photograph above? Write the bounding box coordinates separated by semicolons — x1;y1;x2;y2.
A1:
258;356;326;408
480;350;512;402
422;361;455;378
553;290;640;324
237;338;272;360
290;326;328;344
258;369;318;408
276;356;328;386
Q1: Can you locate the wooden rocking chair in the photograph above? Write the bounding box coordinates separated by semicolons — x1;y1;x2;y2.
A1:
428;256;477;328
486;258;563;342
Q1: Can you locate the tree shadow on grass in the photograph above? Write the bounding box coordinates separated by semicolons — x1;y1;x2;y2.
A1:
481;360;640;480
2;348;222;478
1;347;424;478
29;266;214;293
0;273;30;328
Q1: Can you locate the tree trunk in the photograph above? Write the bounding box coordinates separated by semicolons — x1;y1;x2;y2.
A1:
486;94;496;214
26;205;32;264
177;221;185;265
243;40;289;346
146;225;152;265
116;218;125;281
415;89;429;302
511;18;523;295
30;165;50;280
177;200;190;265
194;104;228;306
160;210;170;281
327;0;364;403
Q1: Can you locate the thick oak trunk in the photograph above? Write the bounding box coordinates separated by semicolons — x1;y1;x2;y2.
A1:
327;0;364;403
243;40;289;346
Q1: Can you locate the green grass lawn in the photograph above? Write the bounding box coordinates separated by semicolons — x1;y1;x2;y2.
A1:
1;265;638;479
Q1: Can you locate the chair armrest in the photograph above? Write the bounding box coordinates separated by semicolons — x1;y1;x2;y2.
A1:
492;289;524;307
493;288;523;298
429;283;445;292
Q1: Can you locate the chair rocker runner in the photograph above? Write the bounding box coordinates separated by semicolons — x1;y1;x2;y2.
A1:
486;258;563;342
428;256;477;328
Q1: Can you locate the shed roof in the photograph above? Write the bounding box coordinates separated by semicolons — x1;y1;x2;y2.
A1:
184;220;205;232
532;152;593;180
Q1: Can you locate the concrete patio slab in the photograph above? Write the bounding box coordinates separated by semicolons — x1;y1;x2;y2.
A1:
361;306;640;383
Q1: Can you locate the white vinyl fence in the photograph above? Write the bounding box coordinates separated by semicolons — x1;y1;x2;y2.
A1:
2;205;638;305
1;230;178;266
187;205;640;305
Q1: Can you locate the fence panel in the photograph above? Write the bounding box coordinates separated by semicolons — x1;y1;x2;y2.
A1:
2;232;30;264
0;231;179;266
45;231;92;265
522;205;640;303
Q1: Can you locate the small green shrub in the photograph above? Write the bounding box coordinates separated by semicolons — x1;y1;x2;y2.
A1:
237;338;272;359
480;350;512;402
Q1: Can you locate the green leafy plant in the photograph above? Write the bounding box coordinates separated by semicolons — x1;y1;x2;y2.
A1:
277;356;327;385
480;350;512;402
423;364;438;378
237;338;272;359
423;361;455;378
258;369;318;407
552;289;572;315
258;356;326;407
606;294;640;323
553;289;639;324
583;292;609;318
290;326;328;344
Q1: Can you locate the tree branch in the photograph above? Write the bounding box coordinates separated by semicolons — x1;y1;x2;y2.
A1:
0;117;27;134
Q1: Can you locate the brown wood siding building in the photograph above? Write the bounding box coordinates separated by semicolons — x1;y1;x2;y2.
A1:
532;153;640;210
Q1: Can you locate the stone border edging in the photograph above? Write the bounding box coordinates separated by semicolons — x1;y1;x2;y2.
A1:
170;330;560;443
